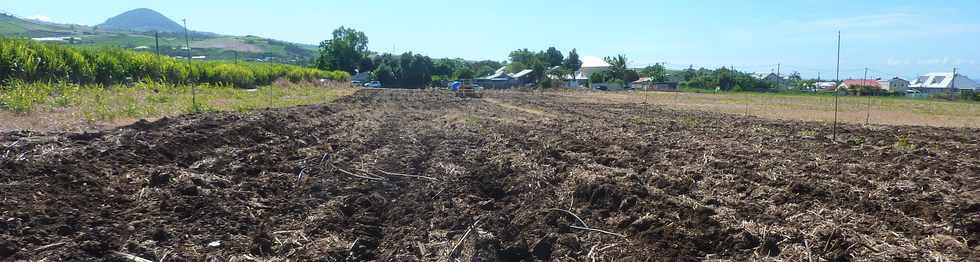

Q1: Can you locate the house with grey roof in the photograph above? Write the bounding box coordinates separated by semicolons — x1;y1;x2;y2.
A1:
877;77;911;93
909;72;977;94
475;67;537;89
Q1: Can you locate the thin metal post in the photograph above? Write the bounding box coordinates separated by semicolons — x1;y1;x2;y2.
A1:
776;63;781;89
865;68;871;125
154;31;160;57
183;19;196;112
833;31;841;141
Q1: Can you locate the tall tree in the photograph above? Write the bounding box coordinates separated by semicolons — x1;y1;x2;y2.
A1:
605;55;629;81
455;67;475;79
373;63;396;86
508;49;536;66
316;26;369;74
544;47;564;67
640;63;668;82
563;49;582;73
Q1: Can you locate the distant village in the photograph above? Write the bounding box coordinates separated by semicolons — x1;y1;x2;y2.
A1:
32;35;980;97
430;54;978;96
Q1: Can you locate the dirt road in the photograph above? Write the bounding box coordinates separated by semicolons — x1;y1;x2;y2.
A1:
1;89;977;260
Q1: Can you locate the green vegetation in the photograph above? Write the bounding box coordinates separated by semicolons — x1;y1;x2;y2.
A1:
0;13;83;36
894;135;916;151
315;27;371;74
506;47;590;88
315;26;502;88
588;55;639;85
432;59;502;82
639;63;668;82
0;37;348;88
1;11;317;64
0;81;354;123
371;53;435;88
678;67;774;91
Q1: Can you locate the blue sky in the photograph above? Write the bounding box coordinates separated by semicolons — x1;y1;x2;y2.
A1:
4;0;980;79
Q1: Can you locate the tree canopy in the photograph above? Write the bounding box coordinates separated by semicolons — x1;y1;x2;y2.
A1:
563;49;582;73
370;52;434;88
544;47;564;67
640;63;668;82
316;26;371;74
603;55;640;83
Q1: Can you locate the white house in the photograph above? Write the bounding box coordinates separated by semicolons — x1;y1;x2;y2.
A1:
909;72;977;94
877;77;910;93
559;56;611;88
579;56;611;76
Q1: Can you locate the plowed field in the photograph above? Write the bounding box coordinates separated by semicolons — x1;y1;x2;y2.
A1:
1;89;977;261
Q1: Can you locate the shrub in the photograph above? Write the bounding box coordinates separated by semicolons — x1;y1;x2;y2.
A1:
0;37;348;88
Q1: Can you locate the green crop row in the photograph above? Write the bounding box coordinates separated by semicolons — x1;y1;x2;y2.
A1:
0;37;349;87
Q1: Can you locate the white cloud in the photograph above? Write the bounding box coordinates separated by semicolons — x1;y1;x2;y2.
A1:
806;13;917;30
26;15;51;22
910;58;977;66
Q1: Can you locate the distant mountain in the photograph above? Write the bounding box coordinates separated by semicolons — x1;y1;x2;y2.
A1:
98;8;184;33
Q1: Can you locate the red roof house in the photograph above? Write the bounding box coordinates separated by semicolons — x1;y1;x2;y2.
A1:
838;79;881;89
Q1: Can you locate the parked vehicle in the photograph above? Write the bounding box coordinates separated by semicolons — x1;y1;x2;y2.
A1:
364;81;383;88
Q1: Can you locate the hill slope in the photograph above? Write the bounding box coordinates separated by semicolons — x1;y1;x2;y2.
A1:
98;8;184;33
0;10;318;65
0;13;87;37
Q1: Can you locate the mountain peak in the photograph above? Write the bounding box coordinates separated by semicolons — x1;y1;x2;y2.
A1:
98;8;184;33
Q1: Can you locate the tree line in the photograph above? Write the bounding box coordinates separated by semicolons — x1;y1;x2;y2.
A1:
0;37;349;88
312;26;778;90
315;27;506;88
678;66;774;91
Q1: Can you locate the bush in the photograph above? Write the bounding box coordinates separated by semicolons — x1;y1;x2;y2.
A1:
0;37;347;88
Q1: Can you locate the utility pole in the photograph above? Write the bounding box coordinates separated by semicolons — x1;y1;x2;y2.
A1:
235;51;239;64
154;31;160;57
183;19;196;112
833;31;841;141
952;67;958;97
865;67;871;125
776;63;781;89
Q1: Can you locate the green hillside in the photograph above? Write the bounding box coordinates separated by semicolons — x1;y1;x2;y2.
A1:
0;10;318;66
0;13;88;37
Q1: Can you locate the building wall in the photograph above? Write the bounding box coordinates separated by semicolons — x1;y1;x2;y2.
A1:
581;67;609;78
889;79;910;93
592;82;624;91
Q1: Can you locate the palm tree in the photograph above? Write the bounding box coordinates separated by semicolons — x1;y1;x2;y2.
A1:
605;55;630;82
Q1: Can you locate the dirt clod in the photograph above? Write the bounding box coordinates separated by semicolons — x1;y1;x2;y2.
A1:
0;239;17;258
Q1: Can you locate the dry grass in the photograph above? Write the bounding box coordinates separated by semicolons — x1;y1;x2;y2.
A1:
0;81;356;132
190;37;263;53
562;91;980;128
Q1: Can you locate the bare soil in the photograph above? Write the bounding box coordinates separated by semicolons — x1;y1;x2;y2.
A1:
1;89;977;261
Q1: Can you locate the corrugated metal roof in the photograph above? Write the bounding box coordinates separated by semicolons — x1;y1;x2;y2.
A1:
909;72;966;89
511;69;534;78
